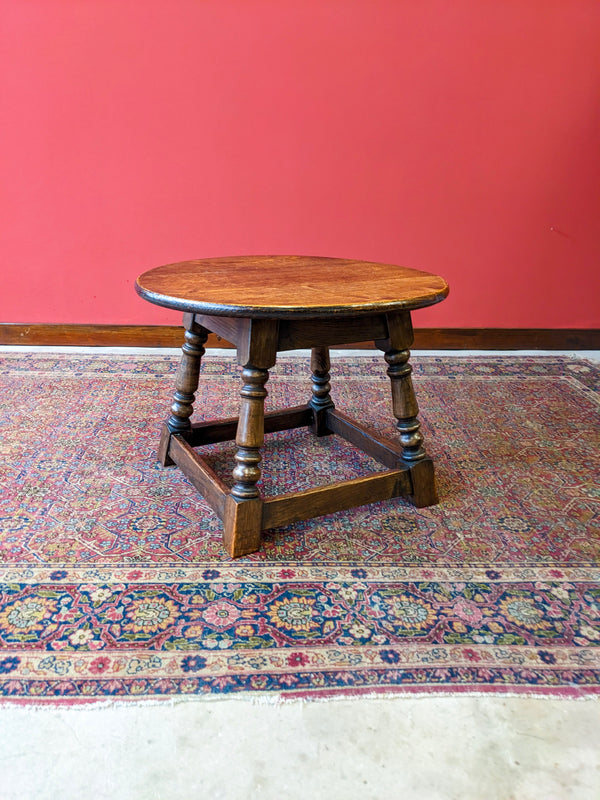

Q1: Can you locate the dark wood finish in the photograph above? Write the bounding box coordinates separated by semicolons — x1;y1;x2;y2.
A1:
166;315;208;435
235;319;279;368
0;324;189;347
158;317;208;466
325;408;438;507
231;366;270;500
408;458;439;508
309;346;334;436
375;311;414;352
184;405;313;447
134;255;450;557
262;469;412;530
376;312;426;463
168;435;228;519
277;315;388;350
158;423;175;467
3;324;599;350
413;328;600;350
223;496;263;558
326;409;404;469
135;256;449;318
385;344;426;461
194;315;249;349
376;312;439;505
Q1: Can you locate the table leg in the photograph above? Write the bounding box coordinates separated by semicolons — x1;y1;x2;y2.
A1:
378;312;439;507
231;366;269;499
158;313;209;466
223;365;269;557
309;346;334;435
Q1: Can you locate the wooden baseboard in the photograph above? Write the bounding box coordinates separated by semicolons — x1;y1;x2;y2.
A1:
0;324;599;350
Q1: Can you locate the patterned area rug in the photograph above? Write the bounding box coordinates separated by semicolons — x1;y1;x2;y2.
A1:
0;353;599;702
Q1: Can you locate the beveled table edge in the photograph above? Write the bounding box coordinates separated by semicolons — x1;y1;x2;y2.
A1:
135;276;450;319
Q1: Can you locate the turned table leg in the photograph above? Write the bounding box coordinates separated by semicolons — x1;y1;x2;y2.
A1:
377;312;439;508
158;313;209;466
309;346;334;435
231;366;269;500
223;365;270;557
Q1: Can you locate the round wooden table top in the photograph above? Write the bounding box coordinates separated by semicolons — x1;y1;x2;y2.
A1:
136;255;449;319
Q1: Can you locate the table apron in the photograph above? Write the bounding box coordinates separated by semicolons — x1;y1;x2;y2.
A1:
194;312;392;352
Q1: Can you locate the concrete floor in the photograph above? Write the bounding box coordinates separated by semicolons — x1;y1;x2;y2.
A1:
1;347;599;799
1;696;599;800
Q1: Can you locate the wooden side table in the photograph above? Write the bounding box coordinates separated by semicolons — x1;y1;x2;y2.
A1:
136;256;449;557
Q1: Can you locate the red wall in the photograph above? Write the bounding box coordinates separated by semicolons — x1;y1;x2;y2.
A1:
2;0;599;328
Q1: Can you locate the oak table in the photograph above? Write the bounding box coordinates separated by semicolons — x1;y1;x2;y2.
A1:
135;256;449;557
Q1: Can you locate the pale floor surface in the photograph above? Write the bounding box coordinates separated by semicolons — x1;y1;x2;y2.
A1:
1;348;598;799
1;696;599;800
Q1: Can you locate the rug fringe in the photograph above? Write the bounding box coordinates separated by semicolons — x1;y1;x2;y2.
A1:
2;687;599;710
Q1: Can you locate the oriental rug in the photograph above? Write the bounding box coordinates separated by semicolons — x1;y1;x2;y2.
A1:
0;353;599;703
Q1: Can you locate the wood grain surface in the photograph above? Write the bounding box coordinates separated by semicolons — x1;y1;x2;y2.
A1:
135;255;449;318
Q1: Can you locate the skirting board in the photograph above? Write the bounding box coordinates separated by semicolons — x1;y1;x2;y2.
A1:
0;324;599;350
